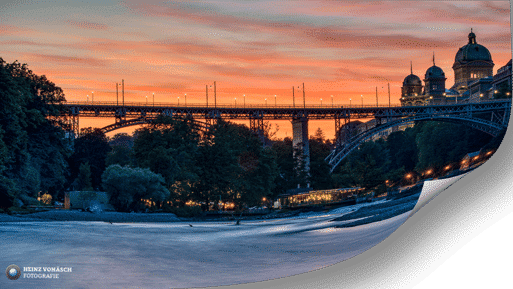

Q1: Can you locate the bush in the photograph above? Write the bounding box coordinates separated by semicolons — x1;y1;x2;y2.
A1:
102;165;170;212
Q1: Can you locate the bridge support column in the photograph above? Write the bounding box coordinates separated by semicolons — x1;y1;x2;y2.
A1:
335;117;353;145
250;117;265;144
67;109;80;138
292;117;310;179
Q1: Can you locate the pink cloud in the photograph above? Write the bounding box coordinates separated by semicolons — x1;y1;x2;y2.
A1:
66;20;110;31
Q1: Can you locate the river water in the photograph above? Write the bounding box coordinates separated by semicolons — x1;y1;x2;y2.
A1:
1;205;412;288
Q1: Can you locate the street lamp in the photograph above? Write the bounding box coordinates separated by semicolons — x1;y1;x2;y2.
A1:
361;95;363;108
243;94;246;108
152;92;155;106
178;96;180;106
87;94;89;103
92;91;94;103
320;98;322;107
146;95;148;105
349;98;352;107
185;94;187;107
265;98;267;107
235;97;237;107
275;95;277;107
331;95;334;108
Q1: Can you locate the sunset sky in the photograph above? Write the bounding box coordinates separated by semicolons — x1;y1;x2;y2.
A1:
1;1;511;138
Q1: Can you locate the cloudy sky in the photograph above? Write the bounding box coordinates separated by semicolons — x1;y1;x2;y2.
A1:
1;0;510;137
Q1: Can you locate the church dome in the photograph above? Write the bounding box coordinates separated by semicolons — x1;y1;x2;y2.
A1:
425;65;445;79
455;31;492;63
403;74;422;86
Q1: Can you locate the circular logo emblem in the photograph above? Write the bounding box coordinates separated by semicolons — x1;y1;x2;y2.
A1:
6;264;21;280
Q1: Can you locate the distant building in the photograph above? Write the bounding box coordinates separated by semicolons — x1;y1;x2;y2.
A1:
468;76;493;101
400;29;498;106
451;29;494;94
492;59;512;98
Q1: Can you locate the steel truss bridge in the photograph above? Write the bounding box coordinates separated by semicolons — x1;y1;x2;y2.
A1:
62;99;511;172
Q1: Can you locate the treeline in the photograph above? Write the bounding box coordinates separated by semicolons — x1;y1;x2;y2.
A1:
0;58;505;212
0;58;69;208
333;121;502;195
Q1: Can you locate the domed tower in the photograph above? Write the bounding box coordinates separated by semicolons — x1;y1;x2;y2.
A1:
401;62;424;105
424;53;447;102
451;29;494;93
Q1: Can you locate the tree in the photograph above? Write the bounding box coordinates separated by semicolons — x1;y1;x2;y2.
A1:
0;58;69;207
106;133;134;167
75;162;93;191
386;129;417;173
334;140;399;194
102;164;170;212
270;137;310;198
309;128;333;190
133;116;201;206
414;122;491;173
194;120;278;210
68;128;111;190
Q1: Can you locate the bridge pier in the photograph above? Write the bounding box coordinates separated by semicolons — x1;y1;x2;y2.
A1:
250;117;265;144
292;117;310;177
67;107;80;138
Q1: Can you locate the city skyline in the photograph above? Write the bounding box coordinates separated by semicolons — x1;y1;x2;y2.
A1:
1;0;511;137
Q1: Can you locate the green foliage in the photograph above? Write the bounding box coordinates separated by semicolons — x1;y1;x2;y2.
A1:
75;162;93;191
309;129;333;190
414;122;491;172
0;57;68;208
106;133;135;167
102;164;170;212
334;140;393;190
193;120;278;210
69;128;111;190
270;137;311;197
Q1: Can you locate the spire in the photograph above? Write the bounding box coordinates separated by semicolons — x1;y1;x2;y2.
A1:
468;28;476;44
410;61;413;74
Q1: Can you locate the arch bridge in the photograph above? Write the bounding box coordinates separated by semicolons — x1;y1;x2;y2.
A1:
62;100;511;173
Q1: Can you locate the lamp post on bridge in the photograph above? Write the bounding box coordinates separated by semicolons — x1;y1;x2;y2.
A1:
92;91;94;103
275;95;277;107
87;94;89;103
361;95;363;108
331;95;333;108
153;92;155;107
292;86;295;108
243;94;246;108
350;98;352;107
178;96;180;106
320;98;323;107
146;95;148;105
235;97;237;107
265;98;267;107
185;94;187;107
206;82;217;108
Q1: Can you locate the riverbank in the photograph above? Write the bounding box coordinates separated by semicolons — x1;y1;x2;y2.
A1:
0;185;422;224
0;209;305;223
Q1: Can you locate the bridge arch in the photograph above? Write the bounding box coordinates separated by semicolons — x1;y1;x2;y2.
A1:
100;117;210;134
327;114;507;173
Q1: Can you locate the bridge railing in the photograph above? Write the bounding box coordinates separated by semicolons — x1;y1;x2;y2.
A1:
63;100;402;108
63;99;509;109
